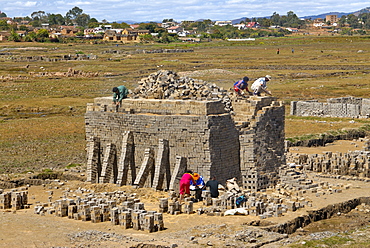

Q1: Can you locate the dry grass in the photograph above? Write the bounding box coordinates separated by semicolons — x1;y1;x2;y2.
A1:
1;36;370;172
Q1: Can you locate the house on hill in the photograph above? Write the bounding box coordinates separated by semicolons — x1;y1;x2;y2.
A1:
103;28;150;42
0;31;10;41
60;26;79;36
167;26;183;34
233;23;246;30
215;21;232;26
246;22;260;28
326;15;338;24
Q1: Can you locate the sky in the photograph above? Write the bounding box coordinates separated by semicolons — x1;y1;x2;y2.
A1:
0;0;368;23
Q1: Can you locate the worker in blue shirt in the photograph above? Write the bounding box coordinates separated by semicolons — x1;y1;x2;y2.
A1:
234;76;252;95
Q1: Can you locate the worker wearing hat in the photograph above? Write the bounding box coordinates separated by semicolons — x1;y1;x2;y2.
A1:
251;75;272;96
190;173;205;201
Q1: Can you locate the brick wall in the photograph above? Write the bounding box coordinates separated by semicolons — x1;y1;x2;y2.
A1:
290;97;370;118
85;96;285;190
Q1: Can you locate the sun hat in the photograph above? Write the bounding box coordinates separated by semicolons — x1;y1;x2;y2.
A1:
265;75;272;80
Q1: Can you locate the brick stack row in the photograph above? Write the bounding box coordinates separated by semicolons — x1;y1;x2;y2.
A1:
34;191;164;232
0;188;28;210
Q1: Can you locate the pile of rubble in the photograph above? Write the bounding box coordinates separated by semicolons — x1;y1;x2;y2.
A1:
131;70;239;112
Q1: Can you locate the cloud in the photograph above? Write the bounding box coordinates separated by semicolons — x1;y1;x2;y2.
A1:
0;0;368;22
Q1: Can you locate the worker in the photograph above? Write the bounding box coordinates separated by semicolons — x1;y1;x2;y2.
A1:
234;76;252;96
179;170;195;203
190;173;205;201
112;85;129;106
205;175;219;198
251;75;272;96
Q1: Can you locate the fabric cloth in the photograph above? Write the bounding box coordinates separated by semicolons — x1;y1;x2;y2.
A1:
179;173;193;195
226;178;241;193
190;175;205;190
234;80;249;93
205;179;219;198
251;77;268;95
113;85;129;103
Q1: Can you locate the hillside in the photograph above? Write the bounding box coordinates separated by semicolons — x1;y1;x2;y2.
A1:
231;6;370;23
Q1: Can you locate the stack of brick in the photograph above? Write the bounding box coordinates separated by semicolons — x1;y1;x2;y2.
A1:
0;192;11;209
158;198;168;213
91;206;101;223
183;198;194;214
168;200;182;215
100;204;110;222
33;191;165;232
290;96;370;118
68;203;77;219
54;199;68;217
79;204;91;221
15;191;26;210
154;212;165;231
287;151;370;179
119;211;132;229
202;191;212;206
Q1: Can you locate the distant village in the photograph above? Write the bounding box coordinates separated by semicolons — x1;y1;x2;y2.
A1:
0;7;369;43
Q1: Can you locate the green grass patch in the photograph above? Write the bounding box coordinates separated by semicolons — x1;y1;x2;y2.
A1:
1;37;370;172
290;235;354;247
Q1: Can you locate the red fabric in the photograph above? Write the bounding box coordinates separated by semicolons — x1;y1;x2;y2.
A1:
179;173;193;195
234;85;240;92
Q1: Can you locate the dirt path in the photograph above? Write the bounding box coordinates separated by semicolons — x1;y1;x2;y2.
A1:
1;172;370;248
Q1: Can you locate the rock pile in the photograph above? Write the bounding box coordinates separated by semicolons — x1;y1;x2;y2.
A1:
131;70;239;112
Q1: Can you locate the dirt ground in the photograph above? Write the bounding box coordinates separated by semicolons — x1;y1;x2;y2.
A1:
1;139;370;248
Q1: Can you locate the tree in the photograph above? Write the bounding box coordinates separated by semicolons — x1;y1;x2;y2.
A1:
111;22;130;29
75;13;90;27
31;11;47;22
338;15;347;27
0;12;7;18
140;34;154;42
0;19;9;30
138;22;158;33
259;18;272;27
36;28;49;41
65;6;83;25
270;12;280;26
25;31;37;42
48;14;65;26
8;30;21;42
66;6;83;20
359;13;370;29
89;18;98;23
19;25;28;31
160;32;170;43
31;20;41;27
346;14;361;28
